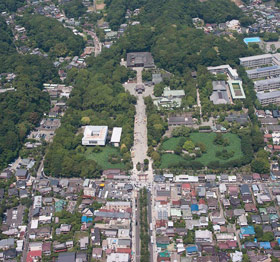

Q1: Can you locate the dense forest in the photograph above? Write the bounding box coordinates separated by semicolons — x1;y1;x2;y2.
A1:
44;51;136;178
0;16;16;56
16;14;85;58
0;16;59;170
105;0;243;30
0;55;58;170
0;0;25;12
63;0;87;19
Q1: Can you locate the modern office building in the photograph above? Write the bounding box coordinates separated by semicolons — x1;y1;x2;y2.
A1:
82;126;108;146
246;65;280;80
256;90;280;105
254;77;280;92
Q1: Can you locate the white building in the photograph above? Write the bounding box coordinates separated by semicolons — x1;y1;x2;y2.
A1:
207;64;239;80
82;126;108;146
195;230;213;243
107;253;129;262
110;127;122;147
174;175;198;183
33;196;42;209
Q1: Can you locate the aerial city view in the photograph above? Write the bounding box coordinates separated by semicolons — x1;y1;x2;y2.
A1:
1;0;280;261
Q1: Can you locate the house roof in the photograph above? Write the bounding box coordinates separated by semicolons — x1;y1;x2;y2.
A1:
27;250;42;262
259;242;271;249
15;169;27;177
57;252;75;262
240;226;255;235
186;246;198;253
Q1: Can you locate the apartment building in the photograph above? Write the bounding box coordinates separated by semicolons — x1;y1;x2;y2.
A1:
246;65;280;80
240;54;274;68
256;90;280;105
254;77;280;92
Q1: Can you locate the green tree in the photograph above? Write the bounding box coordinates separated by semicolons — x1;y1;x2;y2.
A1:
183;140;195;152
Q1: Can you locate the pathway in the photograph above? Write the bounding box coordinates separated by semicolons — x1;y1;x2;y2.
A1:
126;67;156;262
196;87;202;117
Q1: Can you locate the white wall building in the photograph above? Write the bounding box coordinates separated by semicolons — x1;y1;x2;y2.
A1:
33;196;42;209
195;230;213;243
110;127;122;147
82;126;108;146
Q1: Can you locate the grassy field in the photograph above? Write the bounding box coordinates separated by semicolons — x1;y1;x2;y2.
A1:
85;146;125;169
160;133;243;168
160;154;185;168
161;137;183;150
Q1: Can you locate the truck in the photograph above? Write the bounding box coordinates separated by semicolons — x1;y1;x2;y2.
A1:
150;223;153;231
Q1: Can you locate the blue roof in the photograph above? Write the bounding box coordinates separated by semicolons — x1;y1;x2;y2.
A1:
191;204;199;211
81;216;93;223
256;65;280;72
259;242;271;249
240;226;255;235
278;239;280;245
186;246;198;253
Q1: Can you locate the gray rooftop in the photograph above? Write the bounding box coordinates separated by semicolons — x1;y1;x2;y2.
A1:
212;81;227;91
127;52;155;68
15;169;27;177
94;211;130;219
57;252;75;262
256;90;280;100
255;77;280;86
240;53;273;62
247;65;280;74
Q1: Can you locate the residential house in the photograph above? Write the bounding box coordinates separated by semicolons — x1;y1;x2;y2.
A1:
195;230;213;243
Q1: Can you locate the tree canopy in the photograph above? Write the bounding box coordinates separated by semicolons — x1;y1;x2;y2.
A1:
16;14;85;58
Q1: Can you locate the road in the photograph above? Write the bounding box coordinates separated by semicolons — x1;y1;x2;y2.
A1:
84;29;102;56
135;192;140;262
21;204;33;262
196;88;202;117
127;66;157;262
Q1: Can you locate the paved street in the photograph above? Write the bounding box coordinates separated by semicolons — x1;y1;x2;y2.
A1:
84;29;102;56
126;67;157;262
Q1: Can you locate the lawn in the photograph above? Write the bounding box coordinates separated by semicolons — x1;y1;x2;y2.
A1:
160;154;185;168
161;137;183;150
85;146;125;169
160;133;243;168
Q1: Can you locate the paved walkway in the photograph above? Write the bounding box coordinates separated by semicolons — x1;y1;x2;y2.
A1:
126;67;157;262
